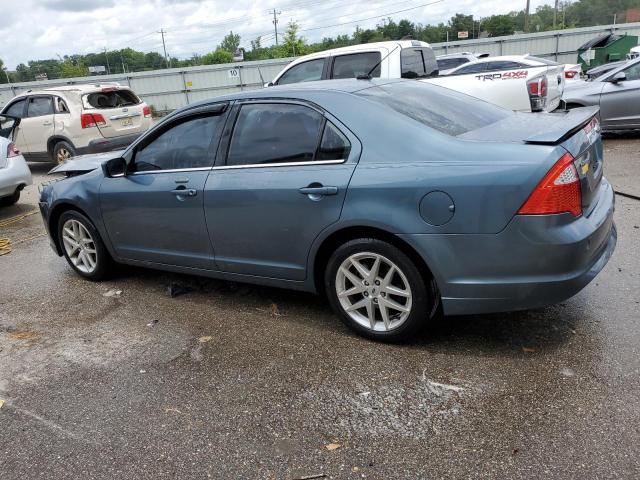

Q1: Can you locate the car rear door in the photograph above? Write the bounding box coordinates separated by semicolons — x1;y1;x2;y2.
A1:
99;104;228;269
85;88;149;138
204;100;360;281
598;62;640;129
21;95;55;157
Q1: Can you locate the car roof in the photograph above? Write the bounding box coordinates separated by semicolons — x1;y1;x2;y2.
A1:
11;83;130;99
177;78;404;111
280;40;430;64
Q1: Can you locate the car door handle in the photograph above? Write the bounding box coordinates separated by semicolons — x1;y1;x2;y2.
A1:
171;188;197;197
298;186;338;196
42;121;53;126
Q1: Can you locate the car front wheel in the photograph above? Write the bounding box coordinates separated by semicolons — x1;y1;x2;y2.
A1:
53;141;76;164
325;238;437;341
58;210;112;280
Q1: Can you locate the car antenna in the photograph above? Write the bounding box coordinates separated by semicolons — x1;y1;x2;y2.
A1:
357;45;400;80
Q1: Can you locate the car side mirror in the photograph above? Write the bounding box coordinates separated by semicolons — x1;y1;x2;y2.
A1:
610;71;626;83
102;157;127;178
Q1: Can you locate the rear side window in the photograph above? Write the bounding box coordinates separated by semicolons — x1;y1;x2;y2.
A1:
453;63;487;75
5;99;26;118
317;121;351;161
227;103;323;166
332;52;381;79
356;81;510;137
485;61;526;71
623;62;640;81
277;59;325;85
27;97;54;117
86;90;140;109
401;48;438;78
437;57;469;71
133;114;224;172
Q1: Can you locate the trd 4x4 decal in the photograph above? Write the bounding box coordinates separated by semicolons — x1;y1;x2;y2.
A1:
474;70;528;81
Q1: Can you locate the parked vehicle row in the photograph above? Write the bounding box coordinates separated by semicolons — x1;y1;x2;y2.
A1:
39;78;616;341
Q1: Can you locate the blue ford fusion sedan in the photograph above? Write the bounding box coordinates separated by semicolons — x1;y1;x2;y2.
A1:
39;79;616;341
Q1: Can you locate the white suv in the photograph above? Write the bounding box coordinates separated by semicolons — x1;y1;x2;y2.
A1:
1;84;153;164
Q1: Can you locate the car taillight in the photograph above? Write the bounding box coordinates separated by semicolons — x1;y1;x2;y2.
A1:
564;70;578;79
6;142;20;158
518;153;582;217
143;105;151;118
527;75;548;112
81;113;106;129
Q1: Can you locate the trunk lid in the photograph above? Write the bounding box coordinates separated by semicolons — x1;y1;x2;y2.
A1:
458;106;603;216
83;88;147;139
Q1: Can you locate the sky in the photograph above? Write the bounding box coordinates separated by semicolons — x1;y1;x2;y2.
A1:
0;0;553;69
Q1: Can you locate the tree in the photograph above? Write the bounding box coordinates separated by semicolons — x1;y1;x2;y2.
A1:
250;36;262;50
483;14;515;37
201;48;233;65
221;31;241;54
448;13;475;37
59;59;88;78
280;22;306;57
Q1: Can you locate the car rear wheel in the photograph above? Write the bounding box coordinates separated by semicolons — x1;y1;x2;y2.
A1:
0;189;20;207
53;141;76;164
58;210;112;280
325;238;437;341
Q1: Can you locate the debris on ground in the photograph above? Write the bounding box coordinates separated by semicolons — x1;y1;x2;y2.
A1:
257;303;284;317
198;336;213;343
146;319;158;327
0;399;5;409
324;443;341;451
103;289;122;298
293;474;326;480
166;281;193;298
0;238;11;256
522;347;536;353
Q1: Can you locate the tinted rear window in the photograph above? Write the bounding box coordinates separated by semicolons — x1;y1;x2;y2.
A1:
401;48;438;78
356;81;511;137
86;90;140;109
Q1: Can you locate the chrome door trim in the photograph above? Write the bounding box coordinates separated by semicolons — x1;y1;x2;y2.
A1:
131;166;213;176
211;159;345;171
110;112;142;120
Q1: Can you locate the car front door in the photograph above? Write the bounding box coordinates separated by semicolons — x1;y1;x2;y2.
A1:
21;95;55;158
99;105;228;269
599;62;640;129
204;101;360;281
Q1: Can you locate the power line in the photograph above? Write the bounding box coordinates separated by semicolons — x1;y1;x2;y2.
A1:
269;9;282;45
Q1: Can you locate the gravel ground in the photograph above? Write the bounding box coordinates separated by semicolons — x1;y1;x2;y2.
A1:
1;137;639;479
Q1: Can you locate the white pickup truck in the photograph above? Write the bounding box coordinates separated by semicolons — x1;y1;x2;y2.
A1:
269;41;565;113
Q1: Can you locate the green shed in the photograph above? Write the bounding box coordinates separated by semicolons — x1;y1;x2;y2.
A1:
577;33;639;70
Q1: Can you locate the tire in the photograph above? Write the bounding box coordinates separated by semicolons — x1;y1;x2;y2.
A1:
324;238;438;342
0;189;20;207
52;140;76;165
57;210;112;280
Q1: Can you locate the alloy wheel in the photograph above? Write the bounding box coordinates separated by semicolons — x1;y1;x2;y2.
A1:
61;219;98;274
335;252;412;332
56;147;71;164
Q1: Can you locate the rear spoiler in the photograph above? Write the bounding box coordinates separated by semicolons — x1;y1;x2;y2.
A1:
524;106;599;145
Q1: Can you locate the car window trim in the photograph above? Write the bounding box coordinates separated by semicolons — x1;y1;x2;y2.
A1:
220;99;347;169
128;104;230;174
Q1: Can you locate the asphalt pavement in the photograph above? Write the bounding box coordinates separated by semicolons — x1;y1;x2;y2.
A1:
1;137;639;479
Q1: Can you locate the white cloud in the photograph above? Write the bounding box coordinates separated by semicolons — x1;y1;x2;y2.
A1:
0;0;553;68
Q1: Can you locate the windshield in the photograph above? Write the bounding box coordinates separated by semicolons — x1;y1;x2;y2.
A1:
356;81;511;137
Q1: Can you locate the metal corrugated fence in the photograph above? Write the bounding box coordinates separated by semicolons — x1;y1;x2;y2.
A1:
1;22;639;111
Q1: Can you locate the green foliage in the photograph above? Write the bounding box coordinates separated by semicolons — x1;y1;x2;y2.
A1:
201;48;233;65
59;59;88;78
483;15;516;37
220;31;241;54
279;22;307;57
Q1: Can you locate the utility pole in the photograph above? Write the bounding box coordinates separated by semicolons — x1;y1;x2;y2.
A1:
553;0;559;29
269;9;281;45
524;0;531;33
159;28;170;68
104;47;111;75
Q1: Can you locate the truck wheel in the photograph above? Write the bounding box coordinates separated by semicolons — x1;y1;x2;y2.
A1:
53;141;76;164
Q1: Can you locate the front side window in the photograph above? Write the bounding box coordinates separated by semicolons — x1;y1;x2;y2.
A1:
4;99;26;118
27;96;54;117
401;48;438;79
226;103;323;166
133;114;224;172
453;63;487;75
332;52;381;79
277;59;325;85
